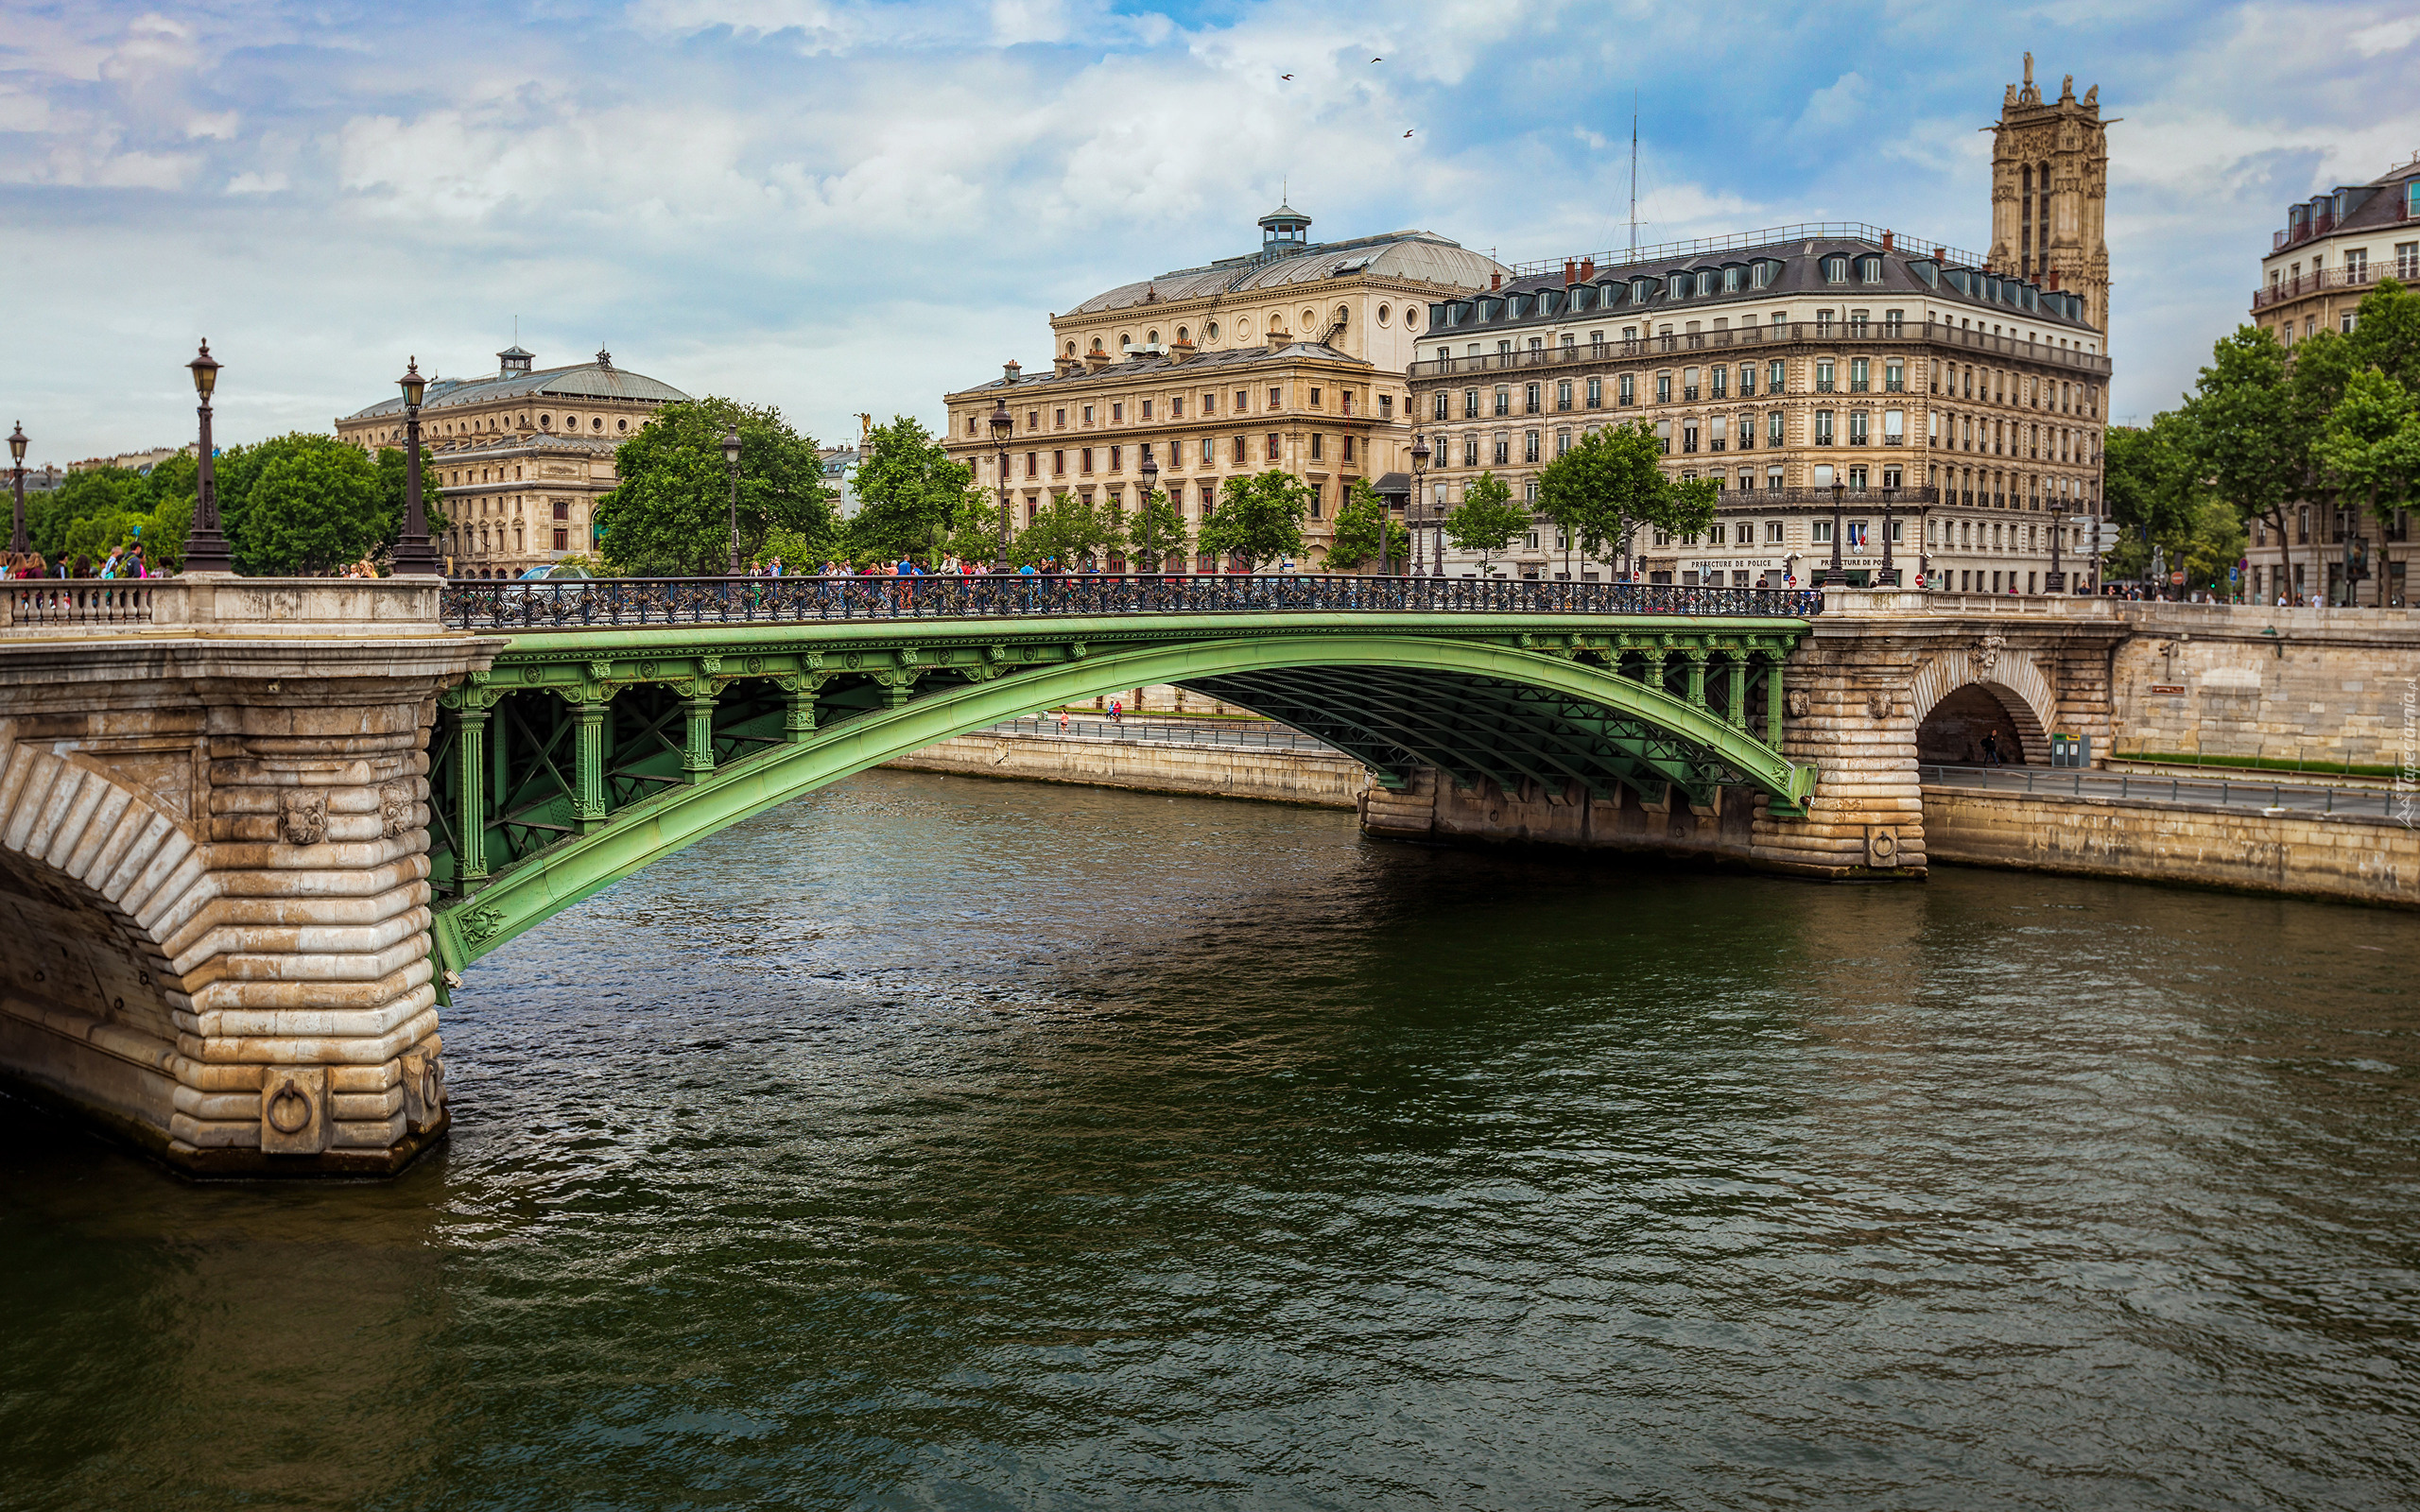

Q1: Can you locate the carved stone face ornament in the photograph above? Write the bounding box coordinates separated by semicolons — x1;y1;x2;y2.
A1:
1972;633;2006;680
281;788;327;846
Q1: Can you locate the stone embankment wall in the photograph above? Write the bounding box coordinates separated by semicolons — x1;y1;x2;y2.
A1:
886;730;1366;808
1363;769;1767;862
1922;784;2418;908
2100;606;2420;769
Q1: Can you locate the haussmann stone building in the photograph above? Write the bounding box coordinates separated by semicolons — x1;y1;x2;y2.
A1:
1403;55;2114;592
337;345;691;578
940;203;1505;568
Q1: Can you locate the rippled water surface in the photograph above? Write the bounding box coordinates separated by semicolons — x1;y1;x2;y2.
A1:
5;770;2417;1510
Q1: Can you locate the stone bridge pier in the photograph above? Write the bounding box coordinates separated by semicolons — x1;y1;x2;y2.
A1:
0;579;493;1174
1377;588;2127;876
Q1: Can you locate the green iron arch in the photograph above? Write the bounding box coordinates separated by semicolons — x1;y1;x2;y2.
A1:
428;633;1814;975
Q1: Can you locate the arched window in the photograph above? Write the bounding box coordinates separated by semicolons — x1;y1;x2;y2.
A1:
1176;326;1189;343
539;414;551;428
1205;321;1219;339
1146;329;1159;345
1065;340;1077;356
1376;304;1391;326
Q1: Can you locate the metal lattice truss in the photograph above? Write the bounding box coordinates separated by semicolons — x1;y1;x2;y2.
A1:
425;616;1815;974
1187;668;1745;806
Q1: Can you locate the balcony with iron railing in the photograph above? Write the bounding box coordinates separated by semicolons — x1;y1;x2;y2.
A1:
2252;261;2413;310
1408;321;2111;380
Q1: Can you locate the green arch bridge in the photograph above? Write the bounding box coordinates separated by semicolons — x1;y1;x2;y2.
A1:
428;575;1822;980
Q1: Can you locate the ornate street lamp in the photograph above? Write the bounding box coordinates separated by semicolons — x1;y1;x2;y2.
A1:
1876;485;1899;588
182;341;233;575
721;426;743;575
1137;454;1159;573
2046;508;2066;595
1409;433;1430;577
8;421;26;555
390;359;439;576
988;396;1013;572
1821;479;1848;587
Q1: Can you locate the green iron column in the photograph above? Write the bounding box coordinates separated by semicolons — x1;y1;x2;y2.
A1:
683;685;718;783
1765;656;1785;749
572;698;611;831
456;706;490;883
1684;648;1708;710
1727;655;1749;730
779;677;819;744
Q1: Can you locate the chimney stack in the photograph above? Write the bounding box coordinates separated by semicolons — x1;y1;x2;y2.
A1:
2047;270;2061;290
1882;230;1894;251
1580;258;1596;281
1934;247;1946;262
1491;272;1502;292
1563;260;1576;286
1168;336;1197;365
1003;360;1021;381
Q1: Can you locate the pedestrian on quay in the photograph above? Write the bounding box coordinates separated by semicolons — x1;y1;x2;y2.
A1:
1981;729;2004;767
1110;696;1123;724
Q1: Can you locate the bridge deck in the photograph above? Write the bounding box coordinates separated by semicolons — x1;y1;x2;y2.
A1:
441;574;1824;632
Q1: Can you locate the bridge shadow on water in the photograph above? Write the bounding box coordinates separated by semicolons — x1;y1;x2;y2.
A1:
3;769;2416;1510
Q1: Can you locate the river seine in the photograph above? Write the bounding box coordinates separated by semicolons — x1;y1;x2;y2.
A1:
5;769;2416;1509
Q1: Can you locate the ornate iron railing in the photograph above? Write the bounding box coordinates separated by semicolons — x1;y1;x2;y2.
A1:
440;574;1825;630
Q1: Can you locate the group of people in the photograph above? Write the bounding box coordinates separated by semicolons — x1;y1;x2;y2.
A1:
2;544;153;579
738;556;1089;578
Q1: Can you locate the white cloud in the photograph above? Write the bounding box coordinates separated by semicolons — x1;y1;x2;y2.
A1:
4;0;2418;460
2350;15;2420;56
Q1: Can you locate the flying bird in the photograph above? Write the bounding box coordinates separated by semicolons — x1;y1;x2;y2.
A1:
1281;72;1293;79
1372;57;1382;62
1403;129;1414;138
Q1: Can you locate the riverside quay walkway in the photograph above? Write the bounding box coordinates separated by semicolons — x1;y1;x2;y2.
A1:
19;570;2348;1177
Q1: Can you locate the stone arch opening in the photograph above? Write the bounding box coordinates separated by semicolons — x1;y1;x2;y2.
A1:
1916;683;2041;765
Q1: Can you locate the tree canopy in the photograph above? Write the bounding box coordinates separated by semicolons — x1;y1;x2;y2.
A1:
848;417;979;564
1198;469;1309;571
595;399;835;575
1534;421;1712;576
1443;472;1529;573
2167;276;2420;599
1014;491;1121;569
1324;478;1409;572
1124;488;1189;572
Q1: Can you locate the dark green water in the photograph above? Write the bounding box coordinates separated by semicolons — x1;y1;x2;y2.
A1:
4;770;2417;1510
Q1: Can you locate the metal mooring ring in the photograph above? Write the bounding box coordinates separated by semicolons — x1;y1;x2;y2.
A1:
266;1078;314;1135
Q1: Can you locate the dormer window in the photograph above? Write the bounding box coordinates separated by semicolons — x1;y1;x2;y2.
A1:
1667;273;1689;300
1751;261;1774;289
1824;256;1850;284
1632;277;1655;303
1859;256;1884;284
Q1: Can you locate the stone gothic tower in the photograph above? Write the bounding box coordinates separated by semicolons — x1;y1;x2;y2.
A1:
1988;54;2111;331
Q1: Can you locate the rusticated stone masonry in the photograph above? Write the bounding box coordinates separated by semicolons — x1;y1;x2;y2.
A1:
0;579;495;1175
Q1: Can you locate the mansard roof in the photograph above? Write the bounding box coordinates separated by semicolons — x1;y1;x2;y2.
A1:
1067;231;1504;317
342;355;691;421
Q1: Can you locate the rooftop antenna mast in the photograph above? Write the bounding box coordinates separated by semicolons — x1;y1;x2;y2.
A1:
1629;91;1638;256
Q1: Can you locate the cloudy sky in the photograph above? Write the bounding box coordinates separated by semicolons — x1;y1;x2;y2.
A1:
5;0;2418;463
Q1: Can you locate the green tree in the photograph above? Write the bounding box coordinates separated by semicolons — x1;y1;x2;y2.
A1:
2178;326;2317;594
1124;488;1189;572
595;399;835;575
1444;471;1529;575
2102;417;2202;585
28;466;150;560
1199;469;1310;571
942;484;1012;567
2318;366;2420;593
1324;478;1409;572
233;434;391;576
1534;421;1703;577
1014;491;1121;569
848;417;976;564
